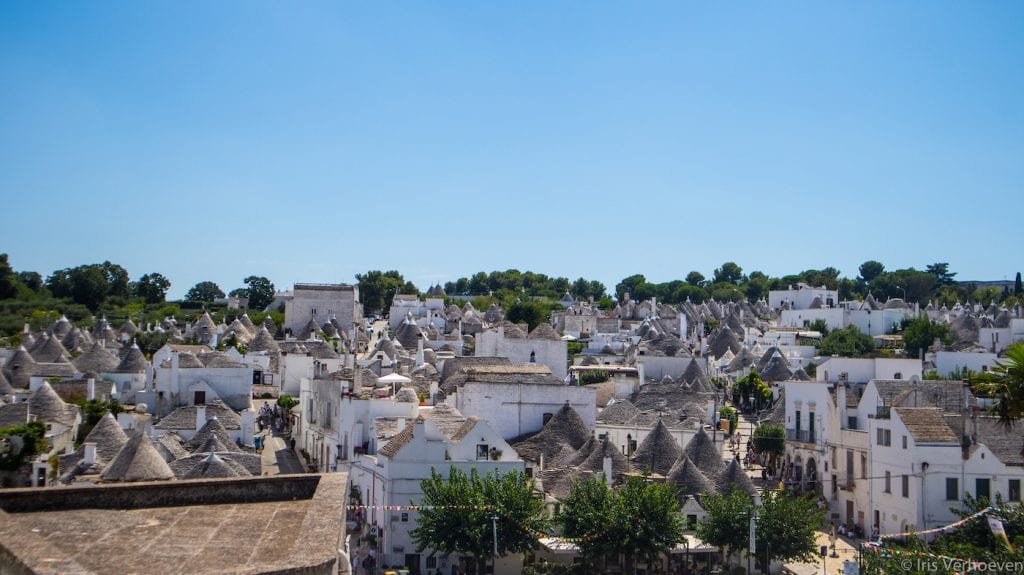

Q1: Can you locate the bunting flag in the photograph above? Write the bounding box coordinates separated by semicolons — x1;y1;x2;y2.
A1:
346;504;607;544
873;506;992;541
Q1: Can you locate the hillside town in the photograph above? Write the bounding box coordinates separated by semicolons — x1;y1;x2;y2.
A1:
1;264;1022;575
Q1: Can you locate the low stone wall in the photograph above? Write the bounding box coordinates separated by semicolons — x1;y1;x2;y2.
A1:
0;474;321;513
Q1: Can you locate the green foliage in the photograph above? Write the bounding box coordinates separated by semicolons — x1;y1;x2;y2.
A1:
695;488;753;561
751;424;785;472
0;254;19;300
713;262;745;285
972;343;1024;428
901;316;952;358
926;262;957;286
0;421;49;471
507;301;558;331
615;274;647;300
807;319;830;336
559;475;684;572
46;261;131;310
356;270;408;314
132;273;171;304
685;271;705;287
185;281;225;302
277;394;299;410
859;260;885;283
578;370;609;385
412;467;547;574
735;370;772;409
755;490;825;567
237;275;275;311
819;325;875;357
719;406;737;435
65;397;122;441
570;277;606;300
444;270;585;300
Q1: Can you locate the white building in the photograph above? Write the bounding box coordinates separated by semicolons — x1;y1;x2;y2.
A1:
348;404;525;575
815;357;922;384
475;324;569;380
283;283;362;337
769;283;839;310
445;363;596;441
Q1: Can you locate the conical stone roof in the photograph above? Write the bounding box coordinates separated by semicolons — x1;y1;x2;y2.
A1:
28;381;78;427
115;344;148;373
630;419;683;476
184;416;241;453
73;341;120;373
249;326;280;352
717;458;759;496
182;453;241;479
666;455;716;500
5;346;36;388
31;335;72;363
683;427;724;477
511;403;591;464
100;432;175;482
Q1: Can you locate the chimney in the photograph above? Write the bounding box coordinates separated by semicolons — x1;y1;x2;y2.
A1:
196;405;207;431
680;314;688;341
637;362;646;386
83;443;97;466
539;452;545;471
87;378;96;401
837;384;848;426
602;456;613;483
240;410;255;446
416;334;425;368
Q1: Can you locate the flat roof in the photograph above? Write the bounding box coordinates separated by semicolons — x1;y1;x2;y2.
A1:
0;474;348;575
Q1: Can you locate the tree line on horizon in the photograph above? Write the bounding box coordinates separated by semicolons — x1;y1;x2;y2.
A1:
1;252;1022;336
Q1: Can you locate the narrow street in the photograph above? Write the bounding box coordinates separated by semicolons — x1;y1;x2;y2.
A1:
259;429;305;475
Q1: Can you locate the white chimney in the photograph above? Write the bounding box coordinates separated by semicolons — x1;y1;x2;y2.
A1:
637;362;646;386
602;456;613;483
83;443;97;466
539;452;545;471
680;314;688;340
416;335;425;368
196;405;207;431
87;378;96;401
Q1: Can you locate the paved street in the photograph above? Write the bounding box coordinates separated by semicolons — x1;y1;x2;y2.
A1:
259;430;306;475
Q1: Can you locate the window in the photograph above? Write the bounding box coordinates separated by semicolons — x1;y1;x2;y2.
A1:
861;454;868;479
795;410;802;432
476;444;489;461
1010;480;1021;502
687;514;698;529
976;478;991;500
901;475;909;498
894;372;902;380
847;416;858;430
876;428;891;447
946;478;959;501
311;307;317;315
194;391;206;405
426;557;437;569
902;436;908;449
884;471;891;493
401;512;409;522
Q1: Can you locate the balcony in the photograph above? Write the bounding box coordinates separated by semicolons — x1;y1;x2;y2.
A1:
786;429;816;444
840;477;856;491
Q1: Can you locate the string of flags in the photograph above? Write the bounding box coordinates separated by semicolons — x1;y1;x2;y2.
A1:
346;504;605;544
873;506;992;541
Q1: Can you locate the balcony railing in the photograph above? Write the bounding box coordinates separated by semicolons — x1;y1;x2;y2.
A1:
785;429;816;444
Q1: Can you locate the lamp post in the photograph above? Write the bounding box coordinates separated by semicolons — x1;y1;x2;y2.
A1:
492;515;499;566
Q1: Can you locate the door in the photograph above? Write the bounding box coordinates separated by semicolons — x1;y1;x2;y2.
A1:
846;500;854;526
404;553;420;575
194;390;206;405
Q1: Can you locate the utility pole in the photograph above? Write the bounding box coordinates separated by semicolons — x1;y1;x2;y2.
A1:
492;515;499;568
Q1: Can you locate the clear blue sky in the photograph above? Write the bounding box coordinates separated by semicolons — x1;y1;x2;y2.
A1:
2;2;1022;298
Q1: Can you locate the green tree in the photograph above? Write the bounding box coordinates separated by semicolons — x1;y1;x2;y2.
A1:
685;271;705;287
132;273;171;304
712;262;744;285
0;254;18;299
807;319;830;336
973;343;1024;428
819;325;875;357
559;475;684;574
506;300;549;331
751;423;785;474
901;316;952;359
241;276;275;310
926;262;957;286
277;394;299;410
858;260;885;283
16;271;44;293
356;270;406;313
695;488;753;563
185;281;225;302
615;274;647;301
412;467;546;575
0;421;49;471
755;490;824;570
1015;272;1022;295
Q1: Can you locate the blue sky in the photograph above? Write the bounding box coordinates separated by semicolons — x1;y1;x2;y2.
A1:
1;2;1022;298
